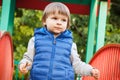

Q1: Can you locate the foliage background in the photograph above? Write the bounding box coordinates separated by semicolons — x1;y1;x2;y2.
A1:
13;3;120;62
2;1;120;80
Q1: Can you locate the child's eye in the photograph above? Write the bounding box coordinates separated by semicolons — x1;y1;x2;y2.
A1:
52;17;57;20
62;19;67;22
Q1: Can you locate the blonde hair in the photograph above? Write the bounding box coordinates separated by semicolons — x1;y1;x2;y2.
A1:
42;2;70;28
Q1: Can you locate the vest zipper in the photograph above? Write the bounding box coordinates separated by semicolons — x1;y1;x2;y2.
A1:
48;38;56;80
53;39;56;44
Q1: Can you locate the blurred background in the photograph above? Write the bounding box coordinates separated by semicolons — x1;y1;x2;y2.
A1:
0;0;119;79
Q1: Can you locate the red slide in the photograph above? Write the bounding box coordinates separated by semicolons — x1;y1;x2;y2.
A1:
0;31;14;80
82;44;120;80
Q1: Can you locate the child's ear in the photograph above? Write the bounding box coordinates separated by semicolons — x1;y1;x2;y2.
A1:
43;22;46;26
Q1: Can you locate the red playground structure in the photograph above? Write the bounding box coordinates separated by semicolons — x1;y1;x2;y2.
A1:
82;44;120;80
1;0;120;80
0;32;13;80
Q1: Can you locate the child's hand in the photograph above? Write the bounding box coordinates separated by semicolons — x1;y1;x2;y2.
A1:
19;62;31;74
91;68;100;80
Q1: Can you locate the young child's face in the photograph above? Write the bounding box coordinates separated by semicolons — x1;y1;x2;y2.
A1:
44;13;68;36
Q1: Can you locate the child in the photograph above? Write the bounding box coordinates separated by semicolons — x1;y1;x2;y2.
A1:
19;2;100;80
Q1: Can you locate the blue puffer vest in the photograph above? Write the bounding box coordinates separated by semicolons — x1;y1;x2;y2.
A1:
30;27;74;80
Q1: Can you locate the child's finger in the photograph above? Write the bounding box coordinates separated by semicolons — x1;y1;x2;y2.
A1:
19;62;31;74
19;63;27;72
22;69;28;74
26;61;32;66
20;66;28;74
19;64;24;70
91;69;100;80
94;78;98;80
26;62;32;70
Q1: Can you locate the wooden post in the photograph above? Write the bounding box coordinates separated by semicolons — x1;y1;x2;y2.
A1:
0;0;16;35
86;0;98;63
95;1;107;51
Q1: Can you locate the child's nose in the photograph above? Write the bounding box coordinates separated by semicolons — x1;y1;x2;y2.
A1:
56;20;62;25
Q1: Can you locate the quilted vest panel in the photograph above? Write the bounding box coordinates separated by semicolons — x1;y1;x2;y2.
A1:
30;27;74;80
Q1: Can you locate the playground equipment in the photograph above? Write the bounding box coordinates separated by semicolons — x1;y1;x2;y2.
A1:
82;44;120;80
0;0;110;80
0;31;13;80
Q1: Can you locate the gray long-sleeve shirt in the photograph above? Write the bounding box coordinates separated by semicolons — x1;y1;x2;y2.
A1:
20;37;93;76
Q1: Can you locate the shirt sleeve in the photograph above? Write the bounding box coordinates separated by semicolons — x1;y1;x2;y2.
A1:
70;43;93;76
19;37;35;65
